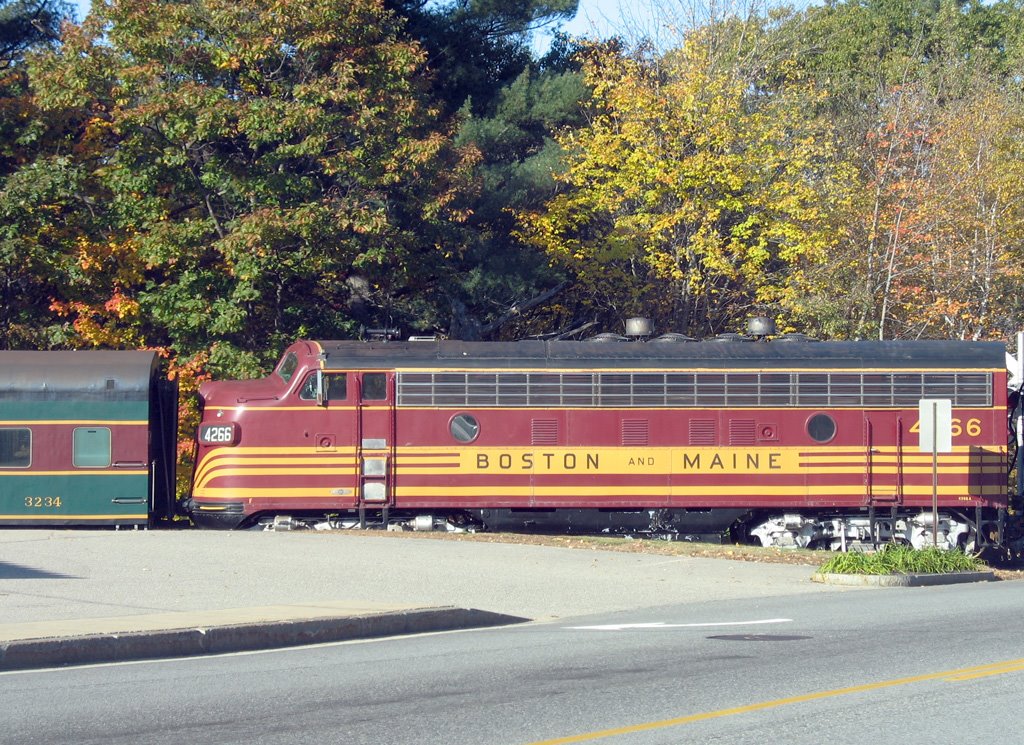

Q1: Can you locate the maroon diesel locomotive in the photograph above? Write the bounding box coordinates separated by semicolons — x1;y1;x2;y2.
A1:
186;324;1013;550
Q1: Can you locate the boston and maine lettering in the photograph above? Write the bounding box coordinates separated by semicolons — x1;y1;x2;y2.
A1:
681;451;781;471
628;456;656;466
471;449;785;473
475;452;600;471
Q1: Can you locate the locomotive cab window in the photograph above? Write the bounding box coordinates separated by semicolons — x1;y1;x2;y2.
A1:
73;427;111;468
0;427;31;468
299;372;348;402
806;413;836;443
277;352;299;384
361;373;388;401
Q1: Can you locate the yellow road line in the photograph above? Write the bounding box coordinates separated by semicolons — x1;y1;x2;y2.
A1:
524;657;1024;745
944;660;1024;681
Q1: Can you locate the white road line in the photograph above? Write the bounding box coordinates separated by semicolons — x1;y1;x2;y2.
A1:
566;618;793;631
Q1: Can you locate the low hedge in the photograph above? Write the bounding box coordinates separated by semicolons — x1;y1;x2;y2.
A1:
818;543;986;575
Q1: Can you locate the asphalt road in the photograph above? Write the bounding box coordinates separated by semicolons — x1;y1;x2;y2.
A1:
3;580;1022;745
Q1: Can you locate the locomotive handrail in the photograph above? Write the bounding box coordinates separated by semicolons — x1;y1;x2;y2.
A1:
354;375;364;527
896;415;904;503
863;416;870;502
389;373;396;518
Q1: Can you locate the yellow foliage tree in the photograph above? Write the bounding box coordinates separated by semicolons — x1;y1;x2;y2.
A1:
517;31;855;335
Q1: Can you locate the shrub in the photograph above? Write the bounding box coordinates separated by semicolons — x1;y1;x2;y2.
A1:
818;544;986;575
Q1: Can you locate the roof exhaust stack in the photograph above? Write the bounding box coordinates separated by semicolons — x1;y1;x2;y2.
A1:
360;326;400;342
625;317;653;340
746;317;776;338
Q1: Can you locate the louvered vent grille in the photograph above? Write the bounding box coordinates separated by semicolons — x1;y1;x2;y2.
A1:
689;419;716;445
729;419;757;446
621;419;649;446
531;419;558;445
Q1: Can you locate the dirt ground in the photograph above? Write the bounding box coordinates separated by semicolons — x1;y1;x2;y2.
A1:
348;528;1024;581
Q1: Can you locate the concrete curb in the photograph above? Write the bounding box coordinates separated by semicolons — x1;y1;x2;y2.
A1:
0;607;527;672
811;570;998;587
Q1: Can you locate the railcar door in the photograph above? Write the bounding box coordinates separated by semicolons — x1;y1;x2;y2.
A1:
863;411;904;506
297;369;358;508
355;372;395;521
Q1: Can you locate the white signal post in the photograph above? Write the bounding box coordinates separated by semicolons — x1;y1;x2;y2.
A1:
1010;333;1024;519
918;398;953;548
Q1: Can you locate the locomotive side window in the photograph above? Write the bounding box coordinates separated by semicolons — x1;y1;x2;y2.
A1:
806;413;836;443
450;414;480;443
362;373;387;401
759;373;792;405
0;427;31;468
73;427;111;468
398;371;992;408
277;353;299;383
324;373;347;401
299;372;348;401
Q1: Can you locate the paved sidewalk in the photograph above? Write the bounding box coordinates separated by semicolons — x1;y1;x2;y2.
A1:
0;528;843;670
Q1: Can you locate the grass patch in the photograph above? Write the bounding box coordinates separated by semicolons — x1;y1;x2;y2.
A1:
818;544;987;575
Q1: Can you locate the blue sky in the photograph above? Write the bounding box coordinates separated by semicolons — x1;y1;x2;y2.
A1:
555;0;660;36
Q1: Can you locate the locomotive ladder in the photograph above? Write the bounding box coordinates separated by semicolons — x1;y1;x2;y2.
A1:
864;413;904;546
354;373;397;529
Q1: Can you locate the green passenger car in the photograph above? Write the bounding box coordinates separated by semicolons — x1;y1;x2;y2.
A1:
0;351;177;526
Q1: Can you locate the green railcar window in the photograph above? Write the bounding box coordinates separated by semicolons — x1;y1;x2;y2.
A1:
73;427;111;468
0;428;31;468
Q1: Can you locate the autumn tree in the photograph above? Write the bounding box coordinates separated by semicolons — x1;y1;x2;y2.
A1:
790;82;938;339
789;0;1024;339
891;84;1024;340
20;0;476;374
518;29;855;337
0;0;74;348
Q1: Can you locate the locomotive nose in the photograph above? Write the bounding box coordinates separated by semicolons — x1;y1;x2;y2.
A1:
197;379;235;406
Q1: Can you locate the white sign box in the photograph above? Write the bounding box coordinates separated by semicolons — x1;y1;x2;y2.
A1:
918;398;952;454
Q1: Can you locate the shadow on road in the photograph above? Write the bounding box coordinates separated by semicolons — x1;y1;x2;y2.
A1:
0;562;77;579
